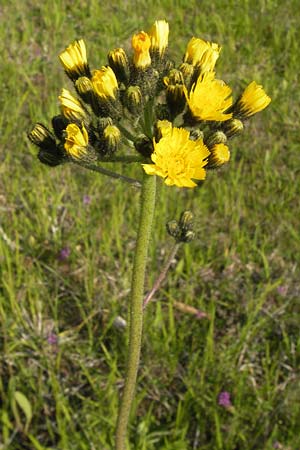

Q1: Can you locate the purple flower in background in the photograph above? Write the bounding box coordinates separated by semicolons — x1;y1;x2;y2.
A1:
277;285;288;297
47;333;58;345
218;391;232;408
58;246;71;261
83;194;91;205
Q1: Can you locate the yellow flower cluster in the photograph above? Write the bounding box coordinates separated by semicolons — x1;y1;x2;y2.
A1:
29;19;271;189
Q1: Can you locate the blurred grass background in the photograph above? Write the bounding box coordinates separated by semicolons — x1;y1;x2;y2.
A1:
0;0;300;449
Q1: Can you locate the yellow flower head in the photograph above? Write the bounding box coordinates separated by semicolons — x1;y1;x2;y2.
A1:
58;89;86;121
64;123;88;159
207;143;230;168
132;31;151;68
143;126;210;188
184;37;221;73
59;40;89;80
235;81;271;119
187;72;233;122
92;66;118;100
149;20;169;57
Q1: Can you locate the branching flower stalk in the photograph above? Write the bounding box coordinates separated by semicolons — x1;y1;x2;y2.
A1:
28;19;271;450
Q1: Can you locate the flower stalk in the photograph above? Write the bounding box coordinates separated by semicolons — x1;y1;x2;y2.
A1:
115;173;156;450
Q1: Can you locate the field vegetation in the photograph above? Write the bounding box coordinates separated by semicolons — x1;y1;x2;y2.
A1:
0;0;299;449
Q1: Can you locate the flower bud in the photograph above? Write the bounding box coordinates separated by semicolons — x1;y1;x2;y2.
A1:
189;128;204;141
75;76;101;114
97;117;113;132
164;68;184;85
179;210;194;232
103;124;121;154
205;131;227;147
28;123;56;150
52;115;68;140
181;230;195;243
221;118;244;138
167;211;196;243
108;48;130;84
166;220;180;239
37;147;65;167
132;31;151;69
166;84;186;117
207;143;230;169
124;85;143;115
76;76;93;94
179;62;194;88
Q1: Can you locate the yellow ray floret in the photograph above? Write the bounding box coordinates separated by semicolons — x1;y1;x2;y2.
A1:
132;31;151;68
58;89;86;121
59;40;88;80
187;72;233;122
143;126;210;188
236;81;271;119
184;37;221;73
64;123;88;159
149;20;169;57
92;66;118;100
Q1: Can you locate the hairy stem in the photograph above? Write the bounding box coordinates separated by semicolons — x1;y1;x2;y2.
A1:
77;162;141;188
115;173;156;450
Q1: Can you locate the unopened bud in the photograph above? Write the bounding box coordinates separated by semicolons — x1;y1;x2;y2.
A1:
124;85;143;115
181;230;195;243
108;48;130;84
28;123;56;150
179;62;194;88
165;69;184;85
76;76;93;94
97;117;113;132
75;76;100;114
166;84;186;117
207;143;230;169
103;125;121;154
38;147;65;167
189;129;204;141
51;115;68;140
167;211;196;243
179;210;194;232
221;119;244;138
205;131;227;148
166;220;180;239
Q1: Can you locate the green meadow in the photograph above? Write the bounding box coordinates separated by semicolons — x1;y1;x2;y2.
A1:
1;0;300;449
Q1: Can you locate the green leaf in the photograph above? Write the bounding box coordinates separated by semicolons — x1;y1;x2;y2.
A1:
14;391;32;431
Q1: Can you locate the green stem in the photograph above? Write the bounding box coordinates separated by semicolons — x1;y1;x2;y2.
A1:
101;155;144;163
77;162;141;188
115;173;157;450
